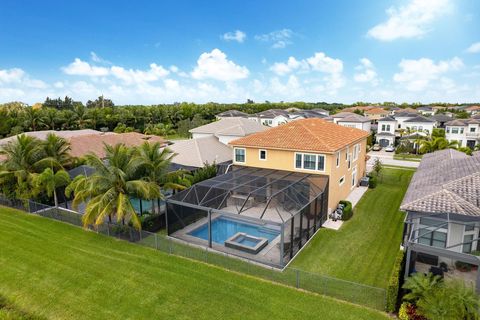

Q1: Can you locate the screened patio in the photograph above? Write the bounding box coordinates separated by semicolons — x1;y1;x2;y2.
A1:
166;166;329;268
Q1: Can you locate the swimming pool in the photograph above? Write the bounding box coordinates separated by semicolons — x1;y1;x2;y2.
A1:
188;217;280;245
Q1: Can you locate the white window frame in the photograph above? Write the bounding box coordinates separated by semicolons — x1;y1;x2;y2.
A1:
351;166;357;189
293;152;326;172
259;149;267;161
353;144;360;161
347;153;352;170
336;151;340;168
234;147;246;163
339;176;345;186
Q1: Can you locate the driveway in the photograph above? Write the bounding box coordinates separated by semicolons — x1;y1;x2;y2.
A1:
367;150;419;171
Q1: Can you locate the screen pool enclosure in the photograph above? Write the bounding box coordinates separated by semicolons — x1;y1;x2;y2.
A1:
166;166;329;268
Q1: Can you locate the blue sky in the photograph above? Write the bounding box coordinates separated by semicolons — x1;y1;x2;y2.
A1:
0;0;479;104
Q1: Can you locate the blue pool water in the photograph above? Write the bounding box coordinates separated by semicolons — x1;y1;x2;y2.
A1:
188;217;280;245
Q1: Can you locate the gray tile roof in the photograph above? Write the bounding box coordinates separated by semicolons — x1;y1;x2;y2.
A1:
403;115;436;123
430;114;453;122
378;116;396;122
189;118;267;136
401;149;480;216
168;136;233;168
255;109;289;118
216;110;249;117
333;112;370;123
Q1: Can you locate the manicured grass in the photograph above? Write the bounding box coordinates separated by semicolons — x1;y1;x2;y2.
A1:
393;154;423;162
0;206;388;320
292;168;414;288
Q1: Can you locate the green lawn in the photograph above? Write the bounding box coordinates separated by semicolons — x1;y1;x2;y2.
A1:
0;206;388;320
393;154;423;162
292;168;414;288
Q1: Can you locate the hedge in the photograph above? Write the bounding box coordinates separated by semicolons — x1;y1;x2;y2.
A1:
368;176;377;189
339;200;353;220
386;250;405;313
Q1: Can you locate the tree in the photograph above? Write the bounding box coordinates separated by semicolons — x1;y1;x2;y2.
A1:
372;158;383;178
86;96;114;108
41;133;72;169
23;107;44;131
432;128;445;138
33;168;70;207
42;107;59;130
66;144;160;229
403;272;442;302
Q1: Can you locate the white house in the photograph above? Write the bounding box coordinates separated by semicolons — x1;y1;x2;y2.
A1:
215;110;249;119
402;115;436;134
249;109;290;127
393;112;418;130
189;118;268;145
445;119;480;149
328;112;371;132
417;106;435;116
376;116;397;147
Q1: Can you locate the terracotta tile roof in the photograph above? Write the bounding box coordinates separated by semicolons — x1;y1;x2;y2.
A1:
364;107;389;114
229;118;369;153
68;132;167;158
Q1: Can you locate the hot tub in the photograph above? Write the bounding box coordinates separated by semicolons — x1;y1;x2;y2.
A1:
224;232;269;254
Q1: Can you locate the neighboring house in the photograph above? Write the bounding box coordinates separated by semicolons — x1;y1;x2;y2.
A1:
168;136;232;171
364;107;390;123
393;108;418;115
388;106;401;116
328;112;371;132
249;109;290;127
290;109;329;120
432;106;448;113
342;105;377;113
445;119;480;149
401;149;480;291
215;110;249;119
402;115;436;134
465;105;480;116
430;114;453;129
417;106;435;116
189;117;267;145
376;116;397;147
229;118;369;213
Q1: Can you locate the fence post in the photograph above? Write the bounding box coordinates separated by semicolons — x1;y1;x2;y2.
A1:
296;269;300;288
155;233;158;250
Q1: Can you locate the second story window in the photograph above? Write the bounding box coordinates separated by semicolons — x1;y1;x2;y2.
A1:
336;151;340;167
259;149;267;160
470;127;476;133
234;148;245;163
294;153;325;171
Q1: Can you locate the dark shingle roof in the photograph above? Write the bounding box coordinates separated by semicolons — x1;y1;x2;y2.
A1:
255;109;289;118
217;110;249;118
403;115;435;123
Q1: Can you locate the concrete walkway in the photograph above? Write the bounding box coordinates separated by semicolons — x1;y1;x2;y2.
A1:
322;186;369;231
367;150;419;171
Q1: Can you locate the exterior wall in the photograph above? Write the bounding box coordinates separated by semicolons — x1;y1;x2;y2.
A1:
365;113;389;122
191;132;214;139
419;110;435;116
217;135;238;145
232;138;367;212
446;124;480;148
336;121;371;132
377;120;396;135
403;122;435;134
395;116;413;129
259;115;289;127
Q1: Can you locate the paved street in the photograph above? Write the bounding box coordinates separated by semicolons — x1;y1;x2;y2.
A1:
367;150;419;171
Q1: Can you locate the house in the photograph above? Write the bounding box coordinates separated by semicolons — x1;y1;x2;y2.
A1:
249;109;290;127
417;106;435;116
401;149;480;291
432;106;448;113
189;117;267;145
402;115;436;134
465;106;480;116
430;114;453;129
445;118;480;149
290;109;329;120
327;112;371;132
376;116;397;147
342;105;377;113
168;136;232;171
363;108;390;123
215;109;249;119
387;106;401;116
393;108;418;115
229;118;369;213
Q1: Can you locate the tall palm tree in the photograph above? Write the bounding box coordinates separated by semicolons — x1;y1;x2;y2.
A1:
0;135;45;199
66;144;160;229
42;107;58;130
33;168;70;207
132;142;189;213
402;272;442;302
23;107;44;131
40;133;72;169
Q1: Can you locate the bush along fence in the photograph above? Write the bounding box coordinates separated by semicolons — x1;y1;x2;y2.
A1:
0;196;387;311
386;250;406;313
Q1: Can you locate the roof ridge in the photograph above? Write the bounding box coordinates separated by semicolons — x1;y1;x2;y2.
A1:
299;120;331;151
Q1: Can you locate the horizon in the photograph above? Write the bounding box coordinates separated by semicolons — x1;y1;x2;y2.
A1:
1;0;479;105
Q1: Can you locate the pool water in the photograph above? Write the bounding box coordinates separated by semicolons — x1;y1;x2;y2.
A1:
237;236;261;247
188;217;280;245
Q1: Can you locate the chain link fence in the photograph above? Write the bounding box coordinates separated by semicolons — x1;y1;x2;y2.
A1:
0;196;386;310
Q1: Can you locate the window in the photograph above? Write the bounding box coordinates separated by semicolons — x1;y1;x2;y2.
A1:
303;154;316;170
295;154;302;169
336;151;340;167
461;128;464;134
345;146;349;161
347;153;351;170
418;217;447;248
339;176;345;185
381;124;386;131
353;144;360;161
452;127;459;134
418;126;423;131
465;224;475;232
259;149;267;160
234;148;245;163
351;167;357;187
294;153;326;171
446;127;450;133
471;127;476;133
463;234;474;253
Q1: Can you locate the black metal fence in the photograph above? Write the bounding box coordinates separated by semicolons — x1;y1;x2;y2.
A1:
0;196;386;311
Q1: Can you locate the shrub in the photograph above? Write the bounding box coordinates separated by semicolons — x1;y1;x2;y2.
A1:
368;176;377;189
386;250;405;313
339;200;353;220
455;260;474;272
398;302;409;320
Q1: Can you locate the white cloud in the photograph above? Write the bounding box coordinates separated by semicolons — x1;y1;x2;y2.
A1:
255;29;294;49
393;57;463;91
62;58;110;76
191;48;249;81
367;0;452;41
222;30;246;43
466;42;480;53
110;63;169;84
0;68;25;83
90;51;111;64
354;58;378;85
306;52;343;74
270;57;307;75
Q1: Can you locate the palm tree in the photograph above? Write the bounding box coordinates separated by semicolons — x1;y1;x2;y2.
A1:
40;133;72;169
23;107;44;131
66;144;160;229
402;272;442;302
33;168;70;207
42;107;58;130
132;142;188;213
0;135;45;199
